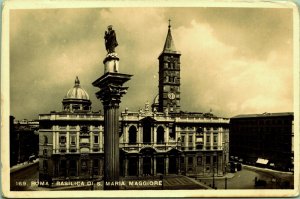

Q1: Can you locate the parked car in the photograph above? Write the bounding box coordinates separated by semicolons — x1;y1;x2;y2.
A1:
28;155;36;163
236;163;242;171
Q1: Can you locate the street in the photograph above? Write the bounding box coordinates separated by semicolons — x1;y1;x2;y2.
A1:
10;161;39;191
10;162;294;190
198;165;294;189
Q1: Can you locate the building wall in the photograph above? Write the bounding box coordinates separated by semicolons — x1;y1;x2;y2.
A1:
11;118;39;167
229;113;293;171
39;111;229;181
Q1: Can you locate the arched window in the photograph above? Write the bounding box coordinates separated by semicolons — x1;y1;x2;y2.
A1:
157;126;165;144
128;126;137;144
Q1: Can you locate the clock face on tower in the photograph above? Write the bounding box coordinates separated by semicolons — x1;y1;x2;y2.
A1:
168;92;176;100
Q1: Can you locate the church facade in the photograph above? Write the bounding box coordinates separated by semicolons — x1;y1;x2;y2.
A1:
38;24;229;182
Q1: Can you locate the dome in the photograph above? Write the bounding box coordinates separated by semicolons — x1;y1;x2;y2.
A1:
62;77;92;112
64;76;90;100
153;94;159;105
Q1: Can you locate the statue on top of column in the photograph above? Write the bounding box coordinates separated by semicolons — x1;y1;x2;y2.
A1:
104;25;118;54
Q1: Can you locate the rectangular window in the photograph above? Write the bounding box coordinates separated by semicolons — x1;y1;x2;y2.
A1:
189;135;193;142
188;157;193;165
81;160;87;170
170;62;174;69
213;134;218;143
93;159;99;168
181;136;185;143
169;129;175;139
206;135;210;143
94;135;99;144
197;156;202;165
60;136;66;144
213;156;217;164
43;149;47;156
180;157;184;164
164;62;168;68
163;85;170;92
43;160;48;170
206;156;210;164
71;135;76;145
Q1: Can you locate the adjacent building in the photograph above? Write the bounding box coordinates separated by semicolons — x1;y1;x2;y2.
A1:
38;24;230;182
230;112;294;171
10;116;39;167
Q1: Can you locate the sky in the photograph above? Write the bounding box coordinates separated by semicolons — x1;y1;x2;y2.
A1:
9;7;294;120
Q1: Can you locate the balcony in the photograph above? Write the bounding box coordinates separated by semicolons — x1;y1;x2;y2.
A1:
176;117;229;124
80;143;90;148
120;142;181;152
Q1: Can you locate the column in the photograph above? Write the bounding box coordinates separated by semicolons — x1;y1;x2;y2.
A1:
153;127;157;145
219;129;222;150
211;129;213;150
185;156;188;174
139;156;143;176
90;131;93;152
151;157;154;175
77;160;80;176
184;134;188;149
66;131;69;153
165;126;169;144
125;157;128;177
76;131;80;153
56;132;59;153
193;133;196;150
99;130;103;152
76;159;79;176
203;130;206;149
153;156;157;176
92;55;132;190
177;156;180;174
165;156;169;175
90;159;93;178
53;132;56;154
124;125;128;143
139;125;143;146
151;125;154;143
66;160;69;177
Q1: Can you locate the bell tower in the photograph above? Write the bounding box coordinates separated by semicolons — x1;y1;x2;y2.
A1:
158;20;181;113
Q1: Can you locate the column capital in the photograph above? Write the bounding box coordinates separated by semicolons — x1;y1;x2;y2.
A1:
93;72;132;108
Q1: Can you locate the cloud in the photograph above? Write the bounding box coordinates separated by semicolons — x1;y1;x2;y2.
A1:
174;19;292;117
9;7;293;120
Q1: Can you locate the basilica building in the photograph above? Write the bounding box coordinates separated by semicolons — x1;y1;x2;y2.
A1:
39;24;229;182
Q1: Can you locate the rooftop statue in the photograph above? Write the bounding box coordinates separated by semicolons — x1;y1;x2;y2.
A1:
104;25;118;54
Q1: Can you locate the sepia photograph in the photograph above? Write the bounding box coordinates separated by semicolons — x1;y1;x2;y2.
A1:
1;0;299;198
